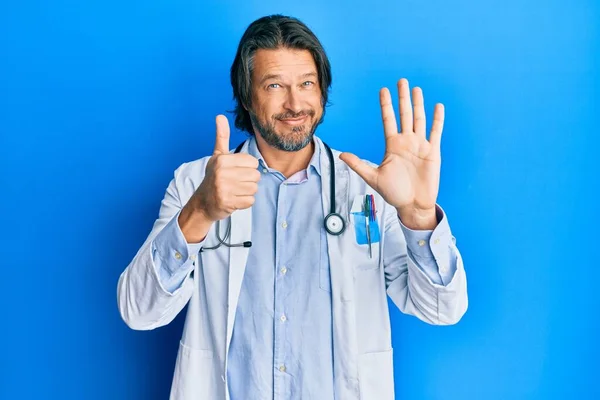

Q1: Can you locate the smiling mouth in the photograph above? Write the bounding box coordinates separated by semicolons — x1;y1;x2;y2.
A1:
279;116;308;126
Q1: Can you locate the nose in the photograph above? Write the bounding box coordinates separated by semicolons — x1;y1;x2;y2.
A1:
282;87;303;114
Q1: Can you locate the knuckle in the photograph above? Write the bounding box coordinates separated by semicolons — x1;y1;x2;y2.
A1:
214;164;232;181
246;196;256;207
233;154;246;166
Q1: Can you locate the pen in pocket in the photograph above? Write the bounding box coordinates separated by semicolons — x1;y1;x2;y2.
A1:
364;195;372;258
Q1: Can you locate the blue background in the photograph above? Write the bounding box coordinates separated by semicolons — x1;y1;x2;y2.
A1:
1;0;598;399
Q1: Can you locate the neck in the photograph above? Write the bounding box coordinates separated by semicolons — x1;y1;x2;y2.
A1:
254;135;315;178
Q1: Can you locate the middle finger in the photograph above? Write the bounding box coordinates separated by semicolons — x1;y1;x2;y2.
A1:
398;78;413;134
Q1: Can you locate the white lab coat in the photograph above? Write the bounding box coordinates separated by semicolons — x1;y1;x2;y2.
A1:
117;137;468;400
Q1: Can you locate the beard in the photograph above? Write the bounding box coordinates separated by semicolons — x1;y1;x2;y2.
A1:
249;108;322;152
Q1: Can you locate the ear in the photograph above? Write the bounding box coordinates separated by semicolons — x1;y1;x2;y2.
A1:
242;97;253;112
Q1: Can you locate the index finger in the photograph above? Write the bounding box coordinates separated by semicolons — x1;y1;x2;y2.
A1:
213;114;230;155
231;153;260;169
380;87;398;139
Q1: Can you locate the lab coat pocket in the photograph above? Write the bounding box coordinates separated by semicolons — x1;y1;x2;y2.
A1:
349;212;381;271
171;341;215;399
351;212;381;245
358;349;395;400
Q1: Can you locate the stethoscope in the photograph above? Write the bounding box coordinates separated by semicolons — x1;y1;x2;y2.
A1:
200;140;346;252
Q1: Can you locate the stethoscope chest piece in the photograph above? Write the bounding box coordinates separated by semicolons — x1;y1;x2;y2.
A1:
324;212;345;235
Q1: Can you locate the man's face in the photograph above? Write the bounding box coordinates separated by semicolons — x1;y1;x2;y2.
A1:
248;48;324;152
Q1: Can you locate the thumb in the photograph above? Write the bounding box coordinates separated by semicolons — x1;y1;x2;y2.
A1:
213;115;230;155
339;152;378;187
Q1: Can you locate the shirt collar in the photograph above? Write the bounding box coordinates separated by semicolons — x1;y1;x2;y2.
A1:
246;135;322;177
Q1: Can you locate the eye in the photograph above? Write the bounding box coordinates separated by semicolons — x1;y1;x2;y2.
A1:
302;81;314;87
268;83;281;89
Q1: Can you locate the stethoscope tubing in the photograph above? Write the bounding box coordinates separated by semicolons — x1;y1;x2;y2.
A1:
200;139;345;252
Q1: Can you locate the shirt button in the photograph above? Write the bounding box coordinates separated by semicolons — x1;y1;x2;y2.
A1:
190;254;196;261
418;240;426;247
282;221;288;229
433;238;440;244
280;315;287;322
174;252;182;260
281;267;287;275
262;168;268;173
440;265;448;273
279;365;286;372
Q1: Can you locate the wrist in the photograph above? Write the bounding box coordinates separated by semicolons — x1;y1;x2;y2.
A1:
178;203;213;243
396;205;437;230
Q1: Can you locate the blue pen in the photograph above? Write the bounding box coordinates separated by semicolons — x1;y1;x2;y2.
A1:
364;195;372;258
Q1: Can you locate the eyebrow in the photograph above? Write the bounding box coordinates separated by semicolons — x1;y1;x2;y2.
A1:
259;72;318;85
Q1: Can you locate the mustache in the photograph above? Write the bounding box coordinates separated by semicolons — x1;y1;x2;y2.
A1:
274;109;315;120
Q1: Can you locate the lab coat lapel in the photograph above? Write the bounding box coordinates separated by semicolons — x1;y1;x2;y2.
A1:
223;141;254;397
317;137;360;398
226;206;252;353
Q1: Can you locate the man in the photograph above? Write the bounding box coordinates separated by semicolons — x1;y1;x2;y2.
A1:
117;14;467;400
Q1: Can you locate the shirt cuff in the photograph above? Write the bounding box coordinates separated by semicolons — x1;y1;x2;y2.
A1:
400;225;435;259
152;210;205;292
400;204;458;286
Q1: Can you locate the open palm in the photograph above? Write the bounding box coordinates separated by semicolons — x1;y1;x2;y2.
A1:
340;78;444;213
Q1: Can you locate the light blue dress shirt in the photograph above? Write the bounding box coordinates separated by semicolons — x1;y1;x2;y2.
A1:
151;136;457;400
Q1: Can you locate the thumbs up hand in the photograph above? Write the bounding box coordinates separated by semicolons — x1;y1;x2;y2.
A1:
179;115;261;243
199;114;261;221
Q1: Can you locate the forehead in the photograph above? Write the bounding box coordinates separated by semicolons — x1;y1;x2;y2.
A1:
252;48;317;79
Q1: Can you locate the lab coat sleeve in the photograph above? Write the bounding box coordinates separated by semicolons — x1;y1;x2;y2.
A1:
383;203;468;325
117;162;201;330
152;214;204;293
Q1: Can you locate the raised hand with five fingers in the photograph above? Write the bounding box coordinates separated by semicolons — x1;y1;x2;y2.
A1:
339;78;444;230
